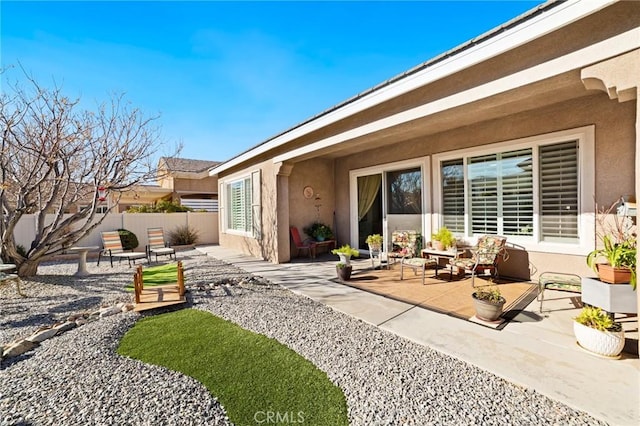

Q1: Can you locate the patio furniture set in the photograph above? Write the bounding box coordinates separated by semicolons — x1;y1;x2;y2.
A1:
393;231;508;287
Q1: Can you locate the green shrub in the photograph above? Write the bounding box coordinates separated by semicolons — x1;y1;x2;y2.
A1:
574;306;621;331
168;225;199;246
117;229;139;250
126;200;193;213
303;222;333;241
331;244;359;257
16;244;27;258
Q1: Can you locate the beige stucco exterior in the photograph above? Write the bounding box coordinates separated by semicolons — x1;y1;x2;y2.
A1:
213;0;639;301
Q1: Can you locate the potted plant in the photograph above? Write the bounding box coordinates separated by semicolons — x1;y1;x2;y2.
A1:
586;234;636;290
587;198;637;290
365;234;383;251
336;262;352;281
303;222;334;242
573;306;625;358
431;226;455;251
331;244;359;266
471;284;506;321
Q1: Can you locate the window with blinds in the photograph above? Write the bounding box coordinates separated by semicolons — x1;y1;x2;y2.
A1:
226;177;252;233
440;141;576;242
539;141;578;242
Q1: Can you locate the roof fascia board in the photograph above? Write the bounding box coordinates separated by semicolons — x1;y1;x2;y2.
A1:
211;0;616;176
273;28;639;163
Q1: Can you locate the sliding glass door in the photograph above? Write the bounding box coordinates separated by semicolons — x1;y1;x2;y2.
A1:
357;174;383;250
354;164;424;251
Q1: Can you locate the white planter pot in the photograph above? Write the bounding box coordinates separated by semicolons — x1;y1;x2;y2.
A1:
573;321;625;358
338;254;351;266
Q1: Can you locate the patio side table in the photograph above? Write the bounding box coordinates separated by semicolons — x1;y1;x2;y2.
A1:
68;246;100;277
421;248;464;280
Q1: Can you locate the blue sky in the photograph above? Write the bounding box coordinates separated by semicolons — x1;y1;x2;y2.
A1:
2;1;543;163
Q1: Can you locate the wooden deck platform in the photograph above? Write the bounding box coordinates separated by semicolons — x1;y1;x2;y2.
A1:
133;262;187;312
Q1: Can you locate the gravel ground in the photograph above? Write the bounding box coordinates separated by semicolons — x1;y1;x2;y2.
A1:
1;249;606;425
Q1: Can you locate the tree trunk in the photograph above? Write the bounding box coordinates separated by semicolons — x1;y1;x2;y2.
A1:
18;259;40;277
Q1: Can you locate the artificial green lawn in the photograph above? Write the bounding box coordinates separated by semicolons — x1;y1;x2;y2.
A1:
125;262;178;291
117;309;349;426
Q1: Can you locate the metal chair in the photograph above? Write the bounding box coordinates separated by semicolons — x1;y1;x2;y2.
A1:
98;231;148;267
290;227;316;259
146;227;176;263
537;272;582;313
449;235;508;287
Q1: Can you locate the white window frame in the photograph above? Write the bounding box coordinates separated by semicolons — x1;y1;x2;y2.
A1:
221;174;254;237
349;157;431;253
432;126;595;255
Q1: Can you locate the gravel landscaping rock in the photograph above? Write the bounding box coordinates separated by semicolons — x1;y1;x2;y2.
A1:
1;249;606;425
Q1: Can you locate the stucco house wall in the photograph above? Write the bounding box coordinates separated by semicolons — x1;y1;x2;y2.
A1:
212;0;639;278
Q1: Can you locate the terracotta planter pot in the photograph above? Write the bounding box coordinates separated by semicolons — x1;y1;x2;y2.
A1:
573;321;625;358
336;265;352;281
472;293;505;321
596;264;632;284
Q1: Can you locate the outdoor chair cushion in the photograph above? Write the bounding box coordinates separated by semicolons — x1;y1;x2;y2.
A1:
400;257;437;285
449;235;508;287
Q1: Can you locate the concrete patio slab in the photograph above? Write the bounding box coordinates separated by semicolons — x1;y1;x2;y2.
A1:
196;245;639;425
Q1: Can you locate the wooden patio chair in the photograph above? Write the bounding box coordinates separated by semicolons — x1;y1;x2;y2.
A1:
449;235;508;287
146;227;176;263
97;231;148;267
290;226;316;259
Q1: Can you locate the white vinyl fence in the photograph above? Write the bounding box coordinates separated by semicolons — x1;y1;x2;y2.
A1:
13;212;219;252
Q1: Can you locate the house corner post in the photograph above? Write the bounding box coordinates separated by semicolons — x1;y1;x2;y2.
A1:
275;162;294;264
581;49;640;357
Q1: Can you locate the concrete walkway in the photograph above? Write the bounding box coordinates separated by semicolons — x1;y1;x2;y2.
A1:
196;245;639;425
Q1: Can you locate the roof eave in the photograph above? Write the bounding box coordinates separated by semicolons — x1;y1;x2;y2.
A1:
210;0;617;177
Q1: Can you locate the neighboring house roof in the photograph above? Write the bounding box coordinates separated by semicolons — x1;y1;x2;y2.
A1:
118;184;173;204
210;0;620;176
161;157;221;173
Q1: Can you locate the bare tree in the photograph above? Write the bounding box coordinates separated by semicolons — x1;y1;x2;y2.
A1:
0;72;178;276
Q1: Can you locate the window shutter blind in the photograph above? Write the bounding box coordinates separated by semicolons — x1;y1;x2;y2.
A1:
501;149;533;236
229;181;244;231
441;159;465;233
243;177;252;233
539;141;579;242
251;170;261;239
469;154;498;234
